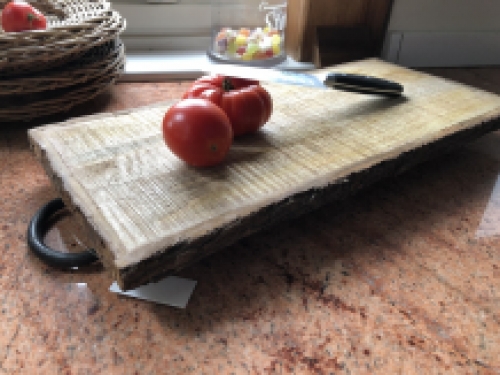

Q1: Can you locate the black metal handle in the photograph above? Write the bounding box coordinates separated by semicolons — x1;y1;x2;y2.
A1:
324;73;404;97
27;198;99;268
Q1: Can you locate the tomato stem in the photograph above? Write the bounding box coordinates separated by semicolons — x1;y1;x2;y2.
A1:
27;13;38;26
222;78;234;92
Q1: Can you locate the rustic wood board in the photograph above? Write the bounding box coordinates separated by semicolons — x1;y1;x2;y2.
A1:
29;59;500;290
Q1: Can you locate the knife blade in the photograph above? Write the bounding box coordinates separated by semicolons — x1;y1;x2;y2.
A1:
203;64;404;98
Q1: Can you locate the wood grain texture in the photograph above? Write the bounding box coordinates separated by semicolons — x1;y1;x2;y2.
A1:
29;59;500;290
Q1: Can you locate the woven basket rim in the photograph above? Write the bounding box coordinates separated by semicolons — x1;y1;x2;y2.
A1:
0;60;124;122
0;40;124;96
1;10;124;51
0;0;125;75
0;71;121;124
0;0;112;32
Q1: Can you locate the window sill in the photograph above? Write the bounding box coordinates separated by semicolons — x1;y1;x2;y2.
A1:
121;51;316;82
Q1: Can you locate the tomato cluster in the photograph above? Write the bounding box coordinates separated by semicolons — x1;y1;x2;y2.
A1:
162;75;273;167
1;1;47;32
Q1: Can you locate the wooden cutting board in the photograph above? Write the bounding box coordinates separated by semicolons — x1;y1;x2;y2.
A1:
29;59;500;290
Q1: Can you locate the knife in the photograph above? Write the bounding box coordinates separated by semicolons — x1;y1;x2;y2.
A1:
204;64;404;98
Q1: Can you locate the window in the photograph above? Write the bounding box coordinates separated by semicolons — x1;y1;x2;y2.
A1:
113;0;280;52
112;0;300;77
112;0;213;52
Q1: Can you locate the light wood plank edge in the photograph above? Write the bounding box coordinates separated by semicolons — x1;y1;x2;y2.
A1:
115;115;500;290
27;59;500;290
28;137;117;274
27;100;177;284
29;114;500;290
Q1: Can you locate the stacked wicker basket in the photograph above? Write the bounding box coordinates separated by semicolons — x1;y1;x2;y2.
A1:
0;0;126;122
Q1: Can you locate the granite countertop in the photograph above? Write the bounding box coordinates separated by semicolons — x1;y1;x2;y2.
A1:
2;70;500;374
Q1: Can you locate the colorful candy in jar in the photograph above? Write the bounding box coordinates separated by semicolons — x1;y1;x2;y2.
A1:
214;26;282;61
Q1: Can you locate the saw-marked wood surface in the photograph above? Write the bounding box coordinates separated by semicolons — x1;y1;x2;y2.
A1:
29;59;500;289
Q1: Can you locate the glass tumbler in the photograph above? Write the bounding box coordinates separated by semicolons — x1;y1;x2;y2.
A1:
208;0;288;66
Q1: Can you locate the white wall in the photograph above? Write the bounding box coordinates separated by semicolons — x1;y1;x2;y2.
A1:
382;0;500;67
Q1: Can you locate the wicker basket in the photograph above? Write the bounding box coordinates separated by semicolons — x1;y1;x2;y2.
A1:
1;39;123;95
0;0;125;76
0;40;125;122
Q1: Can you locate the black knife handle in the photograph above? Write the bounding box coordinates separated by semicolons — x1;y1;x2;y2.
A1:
324;73;404;97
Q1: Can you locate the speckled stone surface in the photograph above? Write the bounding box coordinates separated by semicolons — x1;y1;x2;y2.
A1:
2;71;500;374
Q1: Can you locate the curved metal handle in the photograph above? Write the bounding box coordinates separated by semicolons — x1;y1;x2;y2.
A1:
27;198;99;268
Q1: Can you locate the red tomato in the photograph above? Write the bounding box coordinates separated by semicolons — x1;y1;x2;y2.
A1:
1;1;47;32
182;75;272;137
162;98;233;167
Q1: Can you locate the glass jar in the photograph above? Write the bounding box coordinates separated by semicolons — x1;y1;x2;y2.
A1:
208;0;288;66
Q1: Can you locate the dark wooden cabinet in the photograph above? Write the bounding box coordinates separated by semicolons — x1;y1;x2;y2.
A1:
285;0;394;66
